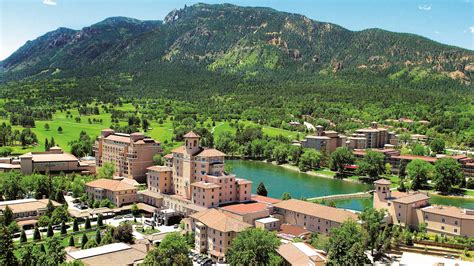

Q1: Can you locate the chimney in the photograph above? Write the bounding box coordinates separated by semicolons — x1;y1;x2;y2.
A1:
371;122;378;129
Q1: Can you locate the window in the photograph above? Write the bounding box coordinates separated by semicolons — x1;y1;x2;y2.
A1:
441;226;445;230
455;221;458;225
442;218;445;223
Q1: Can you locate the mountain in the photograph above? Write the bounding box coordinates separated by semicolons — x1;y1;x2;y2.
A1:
1;3;473;85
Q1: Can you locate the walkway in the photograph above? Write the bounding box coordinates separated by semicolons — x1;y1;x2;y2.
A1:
307;190;374;201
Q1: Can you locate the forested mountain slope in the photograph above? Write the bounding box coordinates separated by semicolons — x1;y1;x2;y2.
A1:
1;3;473;85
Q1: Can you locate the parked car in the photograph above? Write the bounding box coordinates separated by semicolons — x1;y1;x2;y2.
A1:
114;215;123;220
124;214;133;219
173;224;179;229
144;219;155;226
201;258;213;266
72;199;80;203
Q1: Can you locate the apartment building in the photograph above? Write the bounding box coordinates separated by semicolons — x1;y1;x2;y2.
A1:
186;209;252;262
0;198;61;227
272;199;358;235
94;129;162;182
373;179;474;237
85;179;137;207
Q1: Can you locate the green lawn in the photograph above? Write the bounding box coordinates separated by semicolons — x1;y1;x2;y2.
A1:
15;227;101;249
212;120;302;140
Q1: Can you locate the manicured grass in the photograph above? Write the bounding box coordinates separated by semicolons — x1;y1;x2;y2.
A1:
311;168;336;177
212;120;302;140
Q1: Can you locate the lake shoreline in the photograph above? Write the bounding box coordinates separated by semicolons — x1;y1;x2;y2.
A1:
230;158;474;203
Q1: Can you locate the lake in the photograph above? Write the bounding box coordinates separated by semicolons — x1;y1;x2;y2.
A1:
227;160;474;211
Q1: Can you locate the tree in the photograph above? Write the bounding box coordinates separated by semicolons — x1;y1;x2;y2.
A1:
18;244;34;266
356;150;385;180
327;219;370;265
131;203;140;216
44;123;50;131
113;224;134;243
95;229;102;245
256;182;268;196
2;205;14;226
153;154;164;166
406;159;434;190
298;149;322;171
73;218;79;232
45;138;49;151
272;144;288;164
411;144;426;156
329;147;355;173
0;226;17;266
33;225;41;241
47;223;54;237
97;162;115;179
57;126;63;133
51;206;69;225
61;221;67;235
143;232;191;265
99;198;113;208
69;235;75;247
85;217;91;229
433;158;463;193
385;163;392;175
97;214;104;227
45;236;66;265
359;208;385;255
46;199;55;216
20;228;27;243
227;228;281;265
281;192;292;200
81;233;88;249
398;180;407;192
430;138;445;154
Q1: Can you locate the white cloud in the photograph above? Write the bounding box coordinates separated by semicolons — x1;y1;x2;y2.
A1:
418;4;432;11
43;0;57;6
434;31;440;34
470;26;474;33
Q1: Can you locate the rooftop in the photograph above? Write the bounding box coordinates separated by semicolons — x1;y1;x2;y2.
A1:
251;195;281;204
86;179;136;192
19;150;79;162
147;165;172;172
0;199;60;213
391;192;430;204
374;179;392;185
190;209;252;232
278;224;311;238
191;181;221;189
273;199;358;224
422;205;474;220
255;217;280;223
67;242;147;265
278;242;327;265
220;202;269;215
184;131;201;138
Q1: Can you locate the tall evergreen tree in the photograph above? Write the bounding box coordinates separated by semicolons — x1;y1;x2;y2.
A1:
0;226;17;266
33;225;41;241
95;229;102;245
73;218;79;232
47;223;54;237
69;235;75;247
61;221;67;235
256;182;268;196
81;233;88;249
20;228;27;243
85;217;91;229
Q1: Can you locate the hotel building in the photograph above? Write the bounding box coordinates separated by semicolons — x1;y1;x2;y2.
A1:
94;129;162;182
85;178;137;207
373;179;474;237
0;198;61;228
272;199;358;235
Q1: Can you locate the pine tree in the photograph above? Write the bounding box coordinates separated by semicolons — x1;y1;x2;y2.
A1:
73;219;79;232
97;214;103;227
45;138;49;151
47;224;54;237
57;126;63;134
20;228;27;243
0;226;18;266
69;236;75;247
95;229;102;244
256;182;268;196
46;200;55;216
81;233;88;249
50;137;55;147
33;225;41;241
85;217;91;229
61;221;67;235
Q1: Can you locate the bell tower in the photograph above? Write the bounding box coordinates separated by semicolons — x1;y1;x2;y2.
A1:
184;131;201;155
374;179;391;200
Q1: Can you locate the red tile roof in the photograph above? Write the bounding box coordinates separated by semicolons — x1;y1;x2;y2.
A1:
184;131;200;138
251;195;281;204
221;202;269;215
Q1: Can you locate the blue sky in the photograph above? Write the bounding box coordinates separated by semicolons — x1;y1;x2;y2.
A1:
1;0;473;60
